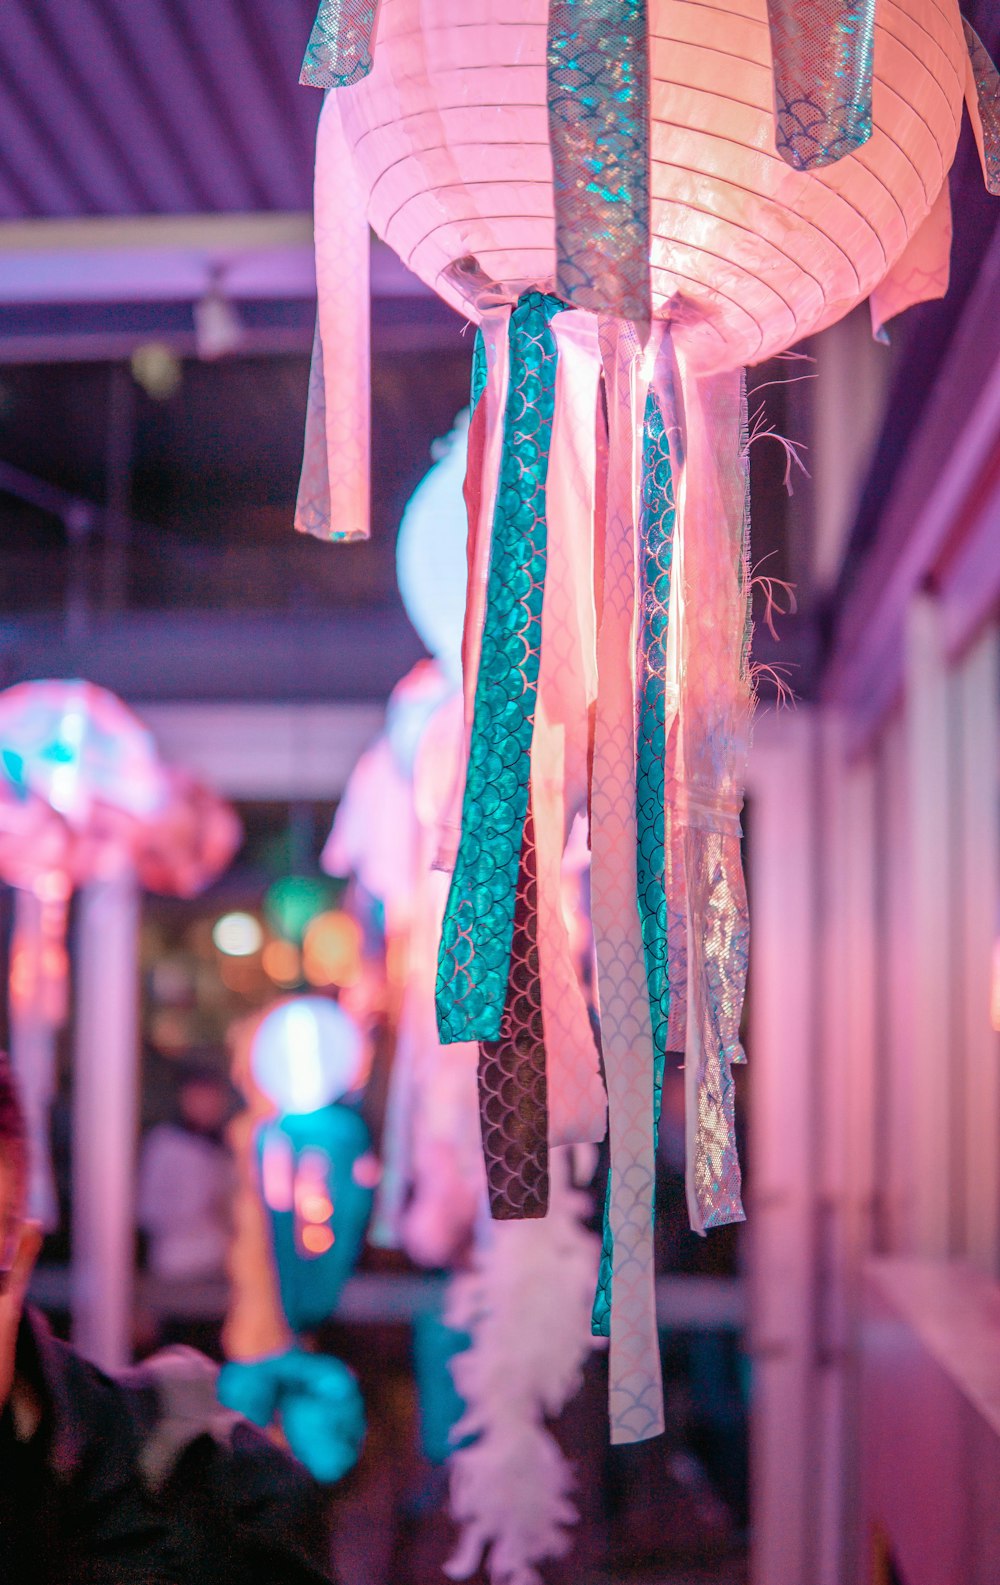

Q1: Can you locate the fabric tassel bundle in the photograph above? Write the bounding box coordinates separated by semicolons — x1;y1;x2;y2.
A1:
296;0;999;1439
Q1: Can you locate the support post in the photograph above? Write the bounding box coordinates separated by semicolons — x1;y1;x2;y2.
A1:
71;870;141;1372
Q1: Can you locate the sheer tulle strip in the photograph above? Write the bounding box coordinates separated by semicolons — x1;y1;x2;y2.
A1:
478;799;550;1220
295;92;370;542
437;293;564;1046
435;310;513;880
300;0;381;89
589;318;664;1444
535;312;606;1150
547;0;651;323
766;0;876;170
674;359;750;1236
461;310;512;745
963;21;1000;197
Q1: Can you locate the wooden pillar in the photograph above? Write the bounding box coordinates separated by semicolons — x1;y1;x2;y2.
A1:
747;707;819;1585
71;870;141;1371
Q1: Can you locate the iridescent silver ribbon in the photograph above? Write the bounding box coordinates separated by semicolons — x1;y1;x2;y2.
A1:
963;21;1000;196
300;0;380;89
547;0;651;323
766;0;876;170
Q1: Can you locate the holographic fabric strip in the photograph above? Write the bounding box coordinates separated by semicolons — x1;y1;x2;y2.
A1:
686;827;748;1231
593;370;676;1335
963;21;1000;196
477;801;550;1220
547;0;651;323
766;0;876;170
674;361;750;1235
299;0;380;89
437;292;565;1046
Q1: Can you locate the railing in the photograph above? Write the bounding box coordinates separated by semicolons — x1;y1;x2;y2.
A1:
30;1264;746;1330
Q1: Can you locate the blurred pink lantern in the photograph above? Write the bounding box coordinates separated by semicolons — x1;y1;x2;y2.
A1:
0;679;165;829
0;680;241;1225
297;0;1000;1450
129;768;243;900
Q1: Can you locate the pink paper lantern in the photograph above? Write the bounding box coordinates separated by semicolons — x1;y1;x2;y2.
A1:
338;0;969;369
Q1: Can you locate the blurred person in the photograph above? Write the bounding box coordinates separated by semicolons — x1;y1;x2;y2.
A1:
0;1054;338;1583
137;1064;235;1287
0;1054;174;1581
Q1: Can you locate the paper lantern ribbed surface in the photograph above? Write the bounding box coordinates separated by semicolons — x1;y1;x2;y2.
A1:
340;0;965;369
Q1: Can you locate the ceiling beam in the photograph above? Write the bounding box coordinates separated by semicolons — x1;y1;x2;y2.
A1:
0;214;429;304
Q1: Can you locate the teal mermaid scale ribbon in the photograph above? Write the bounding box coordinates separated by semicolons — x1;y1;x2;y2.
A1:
547;0;651;322
470;327;489;414
436;291;566;1046
766;0;876;170
593;380;676;1336
300;0;379;88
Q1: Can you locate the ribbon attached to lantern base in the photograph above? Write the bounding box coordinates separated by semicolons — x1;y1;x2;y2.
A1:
589;318;664;1444
673;357;751;1236
295;91;370;542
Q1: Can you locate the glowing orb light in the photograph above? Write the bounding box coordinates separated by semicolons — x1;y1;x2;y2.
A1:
251;996;364;1115
395;415;469;684
212;911;263;957
302;910;362;989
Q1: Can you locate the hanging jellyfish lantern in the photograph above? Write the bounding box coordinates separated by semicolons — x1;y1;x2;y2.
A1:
0;679;241;1227
296;0;999;1442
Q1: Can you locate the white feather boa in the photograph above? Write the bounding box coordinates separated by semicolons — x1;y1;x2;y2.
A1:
443;1147;600;1585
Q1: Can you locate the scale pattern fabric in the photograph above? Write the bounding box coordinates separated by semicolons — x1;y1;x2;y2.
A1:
477;802;550;1220
675;361;751;1234
635;379;676;1137
547;0;651;322
766;0;876;169
589;320;663;1442
593;368;677;1336
295;92;370;541
964;21;1000;196
437;292;565;1047
300;0;380;88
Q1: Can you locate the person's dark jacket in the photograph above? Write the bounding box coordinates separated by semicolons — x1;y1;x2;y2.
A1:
122;1344;334;1585
0;1308;174;1583
0;1309;334;1584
